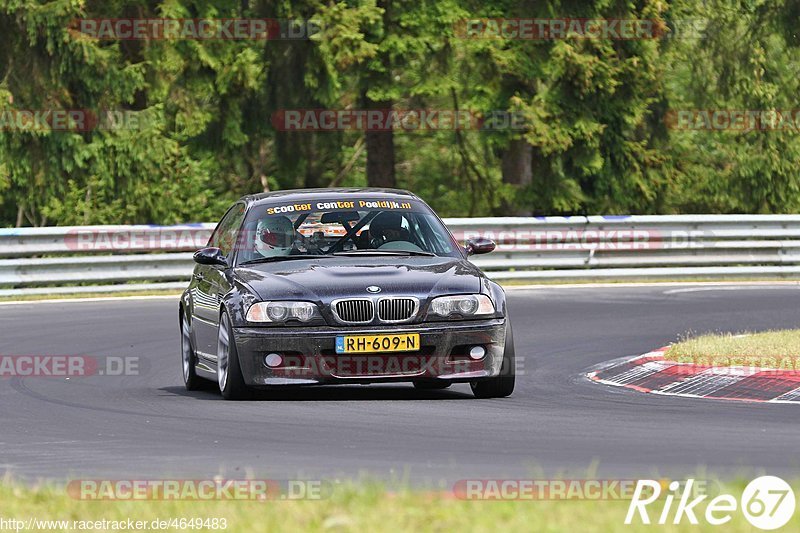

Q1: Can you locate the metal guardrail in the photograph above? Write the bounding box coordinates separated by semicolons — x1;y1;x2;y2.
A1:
3;215;800;295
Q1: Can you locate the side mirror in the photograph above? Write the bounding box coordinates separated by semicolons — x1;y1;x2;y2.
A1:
193;247;228;267
465;237;496;256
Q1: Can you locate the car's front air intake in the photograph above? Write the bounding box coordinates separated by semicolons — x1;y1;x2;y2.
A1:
377;298;418;323
333;299;375;324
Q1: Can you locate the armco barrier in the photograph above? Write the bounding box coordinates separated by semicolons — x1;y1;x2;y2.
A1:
3;215;800;295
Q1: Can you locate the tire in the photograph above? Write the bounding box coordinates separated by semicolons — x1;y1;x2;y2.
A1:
217;310;251;400
180;310;203;391
413;381;451;390
471;322;515;399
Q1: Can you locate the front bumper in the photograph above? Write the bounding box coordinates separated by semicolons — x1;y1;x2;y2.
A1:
233;319;507;386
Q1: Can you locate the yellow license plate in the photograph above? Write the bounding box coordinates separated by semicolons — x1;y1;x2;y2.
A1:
335;333;420;354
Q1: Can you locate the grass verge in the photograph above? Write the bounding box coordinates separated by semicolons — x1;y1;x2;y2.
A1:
0;290;181;303
664;329;800;369
0;479;795;532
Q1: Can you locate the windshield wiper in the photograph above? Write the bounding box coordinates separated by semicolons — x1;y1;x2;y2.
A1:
238;255;332;266
332;250;437;257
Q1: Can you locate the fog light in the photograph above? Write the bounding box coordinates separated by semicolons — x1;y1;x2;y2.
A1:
469;346;486;360
264;353;283;368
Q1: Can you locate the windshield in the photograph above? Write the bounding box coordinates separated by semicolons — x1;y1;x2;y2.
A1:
235;197;462;264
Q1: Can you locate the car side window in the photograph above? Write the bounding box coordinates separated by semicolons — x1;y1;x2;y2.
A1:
415;214;452;255
208;203;247;258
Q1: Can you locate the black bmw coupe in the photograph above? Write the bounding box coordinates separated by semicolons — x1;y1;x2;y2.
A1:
180;188;515;399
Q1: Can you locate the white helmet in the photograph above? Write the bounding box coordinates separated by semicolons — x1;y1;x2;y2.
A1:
255;216;294;257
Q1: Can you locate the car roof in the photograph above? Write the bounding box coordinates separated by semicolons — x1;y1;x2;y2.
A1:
242;188;421;206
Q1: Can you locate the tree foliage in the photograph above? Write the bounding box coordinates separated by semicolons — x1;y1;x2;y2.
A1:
0;0;798;226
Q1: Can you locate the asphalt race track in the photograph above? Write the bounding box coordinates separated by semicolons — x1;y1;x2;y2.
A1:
2;284;800;486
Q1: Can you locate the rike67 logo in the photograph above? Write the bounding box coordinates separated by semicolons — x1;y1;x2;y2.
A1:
626;476;795;530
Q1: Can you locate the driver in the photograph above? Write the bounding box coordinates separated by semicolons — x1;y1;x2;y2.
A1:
254;215;295;257
369;212;409;248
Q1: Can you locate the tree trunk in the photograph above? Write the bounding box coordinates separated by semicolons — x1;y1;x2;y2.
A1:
364;97;396;188
501;139;533;215
362;0;396;189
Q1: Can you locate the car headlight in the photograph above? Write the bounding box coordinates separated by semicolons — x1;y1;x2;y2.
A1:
246;301;320;323
427;294;495;319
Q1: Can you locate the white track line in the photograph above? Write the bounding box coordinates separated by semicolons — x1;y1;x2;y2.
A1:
3;280;799;305
505;281;800;291
0;295;180;306
663;285;800;294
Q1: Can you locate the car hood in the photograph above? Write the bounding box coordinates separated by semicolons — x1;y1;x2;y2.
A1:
234;256;483;303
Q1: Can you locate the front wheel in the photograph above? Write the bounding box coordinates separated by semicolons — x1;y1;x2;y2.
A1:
217;310;251;400
181;311;203;391
471;322;515;399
